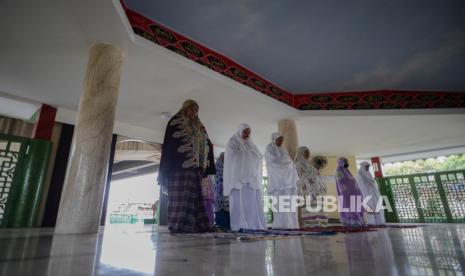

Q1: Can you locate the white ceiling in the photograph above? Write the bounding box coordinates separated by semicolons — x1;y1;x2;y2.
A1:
296;114;465;157
0;93;41;121
1;0;464;161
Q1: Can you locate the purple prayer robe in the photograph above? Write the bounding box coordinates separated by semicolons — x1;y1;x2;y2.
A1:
335;158;366;227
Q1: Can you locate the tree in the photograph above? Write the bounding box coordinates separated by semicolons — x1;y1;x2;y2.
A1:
383;154;465;176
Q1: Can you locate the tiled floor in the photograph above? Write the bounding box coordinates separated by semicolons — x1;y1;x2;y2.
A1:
1;224;464;275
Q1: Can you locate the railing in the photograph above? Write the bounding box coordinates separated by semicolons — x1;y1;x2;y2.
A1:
378;170;465;223
109;214;138;224
0;134;28;226
262;177;273;223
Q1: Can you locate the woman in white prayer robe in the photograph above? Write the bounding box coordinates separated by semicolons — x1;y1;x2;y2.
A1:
265;133;299;229
223;124;267;231
356;161;385;226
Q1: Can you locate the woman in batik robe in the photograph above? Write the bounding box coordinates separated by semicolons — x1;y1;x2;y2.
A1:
202;139;216;226
213;152;230;228
158;100;213;233
294;146;328;227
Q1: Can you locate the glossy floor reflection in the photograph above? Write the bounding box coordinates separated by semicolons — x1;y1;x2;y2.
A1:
1;224;465;275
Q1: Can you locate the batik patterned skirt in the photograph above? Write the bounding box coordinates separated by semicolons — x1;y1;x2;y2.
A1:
166;171;211;233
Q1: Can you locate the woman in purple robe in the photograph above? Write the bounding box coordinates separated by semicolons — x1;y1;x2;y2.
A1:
335;157;366;227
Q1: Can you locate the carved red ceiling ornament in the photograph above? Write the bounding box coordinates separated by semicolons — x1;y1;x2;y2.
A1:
121;1;465;110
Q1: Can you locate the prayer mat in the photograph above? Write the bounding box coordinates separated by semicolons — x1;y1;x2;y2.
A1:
374;224;425;229
279;224;423;234
293;226;378;233
177;228;336;241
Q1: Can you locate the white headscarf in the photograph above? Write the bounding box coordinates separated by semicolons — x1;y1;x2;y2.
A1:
357;161;375;185
294;146;325;197
271;132;282;141
229;124;258;152
294;146;309;164
294;146;313;176
267;132;286;158
356;161;381;209
265;132;298;192
223;124;263;195
357;161;385;224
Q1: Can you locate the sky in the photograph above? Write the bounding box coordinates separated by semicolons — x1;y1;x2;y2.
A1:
125;0;465;93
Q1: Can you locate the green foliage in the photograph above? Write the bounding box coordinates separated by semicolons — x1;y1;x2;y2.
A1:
312;155;328;170
384;154;465;176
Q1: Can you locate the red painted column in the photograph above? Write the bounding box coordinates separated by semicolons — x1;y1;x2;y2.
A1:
32;104;57;141
371;156;384;178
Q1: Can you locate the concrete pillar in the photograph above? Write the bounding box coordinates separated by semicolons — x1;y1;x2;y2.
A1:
55;44;123;234
278;119;299;159
32;104;57;140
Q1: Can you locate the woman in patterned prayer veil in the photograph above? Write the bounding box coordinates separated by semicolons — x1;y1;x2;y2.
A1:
294;146;328;227
158;99;213;233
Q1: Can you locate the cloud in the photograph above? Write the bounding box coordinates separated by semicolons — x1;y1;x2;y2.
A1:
342;31;465;90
